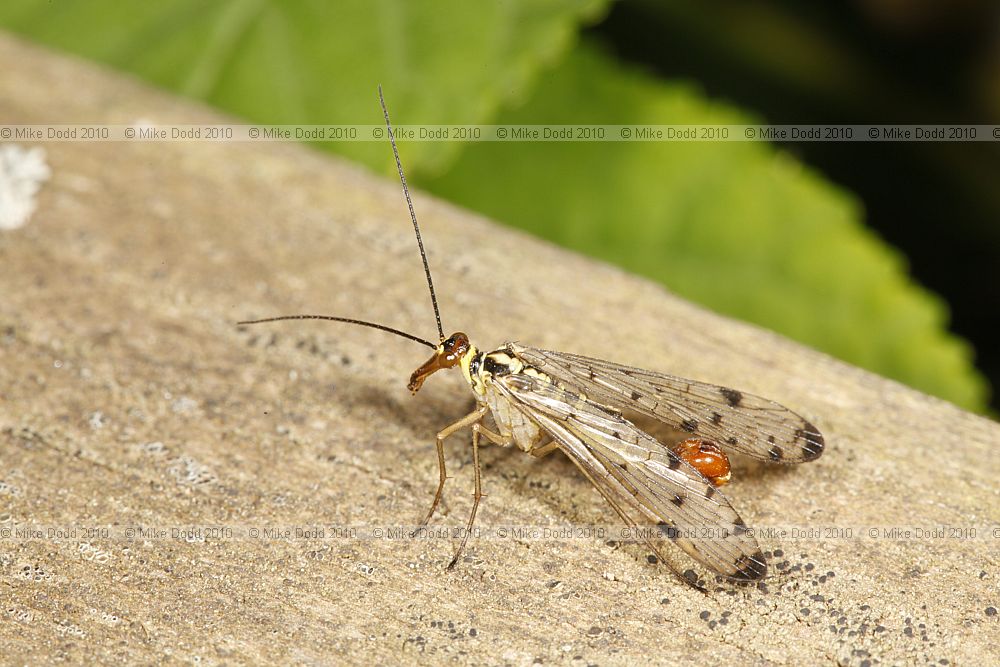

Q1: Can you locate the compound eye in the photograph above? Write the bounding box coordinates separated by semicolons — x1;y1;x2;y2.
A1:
441;332;470;364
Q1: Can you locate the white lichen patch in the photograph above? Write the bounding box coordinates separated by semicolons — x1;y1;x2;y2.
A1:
0;144;51;230
166;455;217;487
170;396;199;414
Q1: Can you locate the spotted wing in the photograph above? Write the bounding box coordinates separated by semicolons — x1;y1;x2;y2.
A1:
512;345;824;464
493;372;766;580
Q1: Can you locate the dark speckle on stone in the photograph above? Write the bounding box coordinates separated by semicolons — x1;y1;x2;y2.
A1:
470;628;477;637
647;555;658;565
986;606;997;616
587;626;602;637
699;611;710;621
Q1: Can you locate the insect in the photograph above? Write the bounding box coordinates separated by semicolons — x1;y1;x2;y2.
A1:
240;86;824;587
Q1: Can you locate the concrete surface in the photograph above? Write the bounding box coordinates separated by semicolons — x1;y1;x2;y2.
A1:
1;33;998;666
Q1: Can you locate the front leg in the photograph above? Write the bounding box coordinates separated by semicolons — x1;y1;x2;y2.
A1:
446;421;513;569
415;405;489;529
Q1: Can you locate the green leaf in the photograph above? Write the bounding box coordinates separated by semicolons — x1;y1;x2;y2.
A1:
421;42;988;410
0;0;606;172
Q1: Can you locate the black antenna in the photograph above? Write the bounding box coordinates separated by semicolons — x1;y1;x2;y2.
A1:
378;84;445;342
238;315;436;349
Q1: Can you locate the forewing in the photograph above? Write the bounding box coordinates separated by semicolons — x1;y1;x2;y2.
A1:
494;372;767;580
513;345;824;463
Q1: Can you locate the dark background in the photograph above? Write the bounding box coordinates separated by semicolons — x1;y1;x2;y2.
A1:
591;0;1000;410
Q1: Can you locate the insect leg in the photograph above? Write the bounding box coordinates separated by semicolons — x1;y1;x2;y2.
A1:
446;423;497;569
415;405;488;531
528;440;558;458
474;423;507;446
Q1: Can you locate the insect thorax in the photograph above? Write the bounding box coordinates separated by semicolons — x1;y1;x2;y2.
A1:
461;343;546;396
458;343;554;452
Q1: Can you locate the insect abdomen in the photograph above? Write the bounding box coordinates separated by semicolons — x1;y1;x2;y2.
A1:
484;385;544;452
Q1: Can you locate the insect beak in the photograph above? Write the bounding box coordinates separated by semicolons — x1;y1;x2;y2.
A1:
408;351;446;393
407;332;470;394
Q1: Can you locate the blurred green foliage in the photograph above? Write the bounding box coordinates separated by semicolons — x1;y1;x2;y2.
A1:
0;1;988;410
